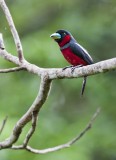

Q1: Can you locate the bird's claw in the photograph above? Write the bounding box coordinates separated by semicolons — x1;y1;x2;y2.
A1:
71;67;75;73
62;65;83;73
71;65;83;73
62;65;73;71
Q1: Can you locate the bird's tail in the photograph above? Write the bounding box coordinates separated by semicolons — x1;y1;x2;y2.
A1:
81;76;87;96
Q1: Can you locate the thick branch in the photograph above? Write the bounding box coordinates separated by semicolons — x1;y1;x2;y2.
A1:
0;49;116;79
0;0;24;62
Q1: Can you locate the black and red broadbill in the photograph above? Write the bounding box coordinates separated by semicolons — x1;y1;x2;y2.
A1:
50;29;93;95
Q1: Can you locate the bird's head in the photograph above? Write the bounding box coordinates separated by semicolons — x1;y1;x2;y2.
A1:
50;29;72;46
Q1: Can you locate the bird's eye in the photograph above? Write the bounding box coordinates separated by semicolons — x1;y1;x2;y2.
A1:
63;33;66;35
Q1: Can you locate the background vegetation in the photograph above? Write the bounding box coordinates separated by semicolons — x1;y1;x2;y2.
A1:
0;0;116;159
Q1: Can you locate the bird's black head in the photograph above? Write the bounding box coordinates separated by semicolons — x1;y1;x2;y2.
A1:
50;29;72;43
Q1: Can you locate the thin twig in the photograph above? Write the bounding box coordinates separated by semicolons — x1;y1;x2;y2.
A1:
0;0;24;62
12;108;100;154
0;67;26;73
23;111;38;147
66;108;100;146
0;116;7;135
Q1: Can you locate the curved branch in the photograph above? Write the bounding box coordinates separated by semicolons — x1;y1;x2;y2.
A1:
0;0;24;62
0;76;52;149
22;111;38;147
12;108;100;154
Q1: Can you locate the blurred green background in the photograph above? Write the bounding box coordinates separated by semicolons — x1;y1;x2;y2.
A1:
0;0;116;159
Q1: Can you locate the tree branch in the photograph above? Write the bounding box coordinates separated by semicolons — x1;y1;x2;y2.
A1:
0;49;116;79
0;33;5;49
12;108;100;154
23;111;38;147
0;76;52;149
0;0;24;62
0;67;26;73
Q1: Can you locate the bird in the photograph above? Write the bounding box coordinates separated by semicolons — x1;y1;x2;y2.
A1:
50;29;93;95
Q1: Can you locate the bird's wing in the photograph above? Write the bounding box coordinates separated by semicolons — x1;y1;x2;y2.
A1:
70;41;93;65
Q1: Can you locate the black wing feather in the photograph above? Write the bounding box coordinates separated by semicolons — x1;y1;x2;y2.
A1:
70;40;93;65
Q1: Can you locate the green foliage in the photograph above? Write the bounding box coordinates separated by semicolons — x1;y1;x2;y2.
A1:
0;0;116;159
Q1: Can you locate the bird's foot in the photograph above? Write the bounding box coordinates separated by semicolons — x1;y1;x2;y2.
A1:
63;65;83;73
62;65;74;71
71;65;83;73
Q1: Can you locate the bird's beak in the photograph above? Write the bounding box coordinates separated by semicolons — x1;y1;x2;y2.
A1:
50;33;61;40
